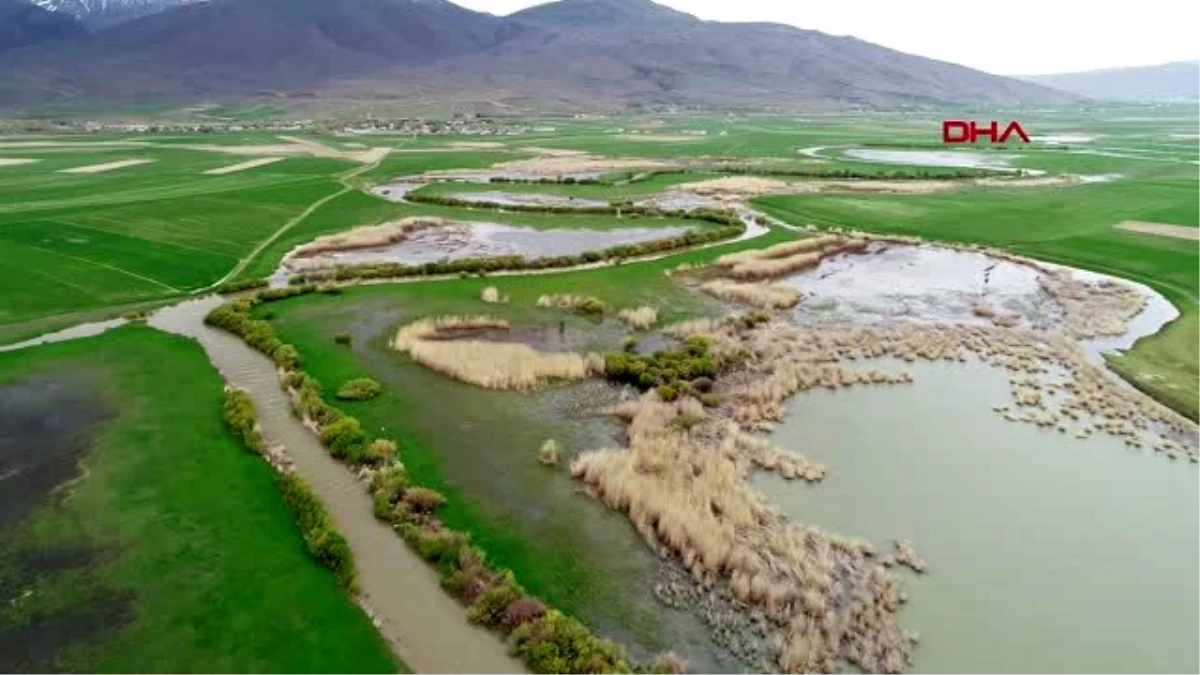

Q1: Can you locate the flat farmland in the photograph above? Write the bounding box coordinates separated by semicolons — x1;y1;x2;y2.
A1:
0;143;353;330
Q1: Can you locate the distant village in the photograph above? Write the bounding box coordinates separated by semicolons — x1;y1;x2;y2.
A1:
63;115;558;136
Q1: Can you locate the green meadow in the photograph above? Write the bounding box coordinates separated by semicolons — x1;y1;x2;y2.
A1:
0;327;398;673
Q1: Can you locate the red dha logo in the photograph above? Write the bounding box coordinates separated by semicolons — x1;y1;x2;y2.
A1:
943;120;1030;144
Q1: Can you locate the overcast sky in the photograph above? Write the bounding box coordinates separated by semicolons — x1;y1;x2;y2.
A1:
452;0;1198;75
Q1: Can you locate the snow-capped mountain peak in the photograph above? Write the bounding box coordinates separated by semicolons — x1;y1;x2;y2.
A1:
32;0;204;29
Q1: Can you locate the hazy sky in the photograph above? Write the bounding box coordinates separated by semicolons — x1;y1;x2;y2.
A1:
453;0;1198;75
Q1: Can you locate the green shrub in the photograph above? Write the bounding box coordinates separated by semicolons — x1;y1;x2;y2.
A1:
369;465;409;505
404;487;447;514
222;388;264;454
215;278;269;294
605;337;721;396
272;344;300;369
508;610;630;674
416;530;469;574
502;597;547;631
336;377;383;401
319;417;369;464
334;333;353;345
306;528;355;590
364;438;398;465
276;472;357;590
467;572;523;628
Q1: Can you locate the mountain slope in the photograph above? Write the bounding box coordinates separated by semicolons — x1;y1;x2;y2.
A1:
1018;61;1199;101
0;0;517;104
474;0;1074;108
0;0;85;53
32;0;203;29
0;0;1078;111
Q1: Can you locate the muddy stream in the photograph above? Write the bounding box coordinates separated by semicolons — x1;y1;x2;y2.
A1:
148;296;524;674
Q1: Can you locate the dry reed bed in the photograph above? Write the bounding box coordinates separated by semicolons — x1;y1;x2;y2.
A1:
715;236;869;281
577;313;1197;669
286;217;446;264
574;389;915;673
1037;269;1147;338
536;294;606;314
391;315;604;391
791;226;1150;340
700;280;804;309
618;306;659;330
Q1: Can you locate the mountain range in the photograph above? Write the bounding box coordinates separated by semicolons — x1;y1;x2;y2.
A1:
1019;61;1200;102
0;0;1079;112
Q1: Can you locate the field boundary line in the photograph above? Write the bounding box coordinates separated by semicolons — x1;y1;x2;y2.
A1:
20;242;181;292
43;217;240;259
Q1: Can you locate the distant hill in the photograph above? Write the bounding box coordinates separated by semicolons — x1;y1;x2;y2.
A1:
0;0;85;53
32;0;203;30
0;0;1079;112
1018;61;1200;101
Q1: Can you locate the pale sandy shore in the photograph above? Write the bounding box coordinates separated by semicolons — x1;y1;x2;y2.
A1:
59;158;156;174
203;157;286;175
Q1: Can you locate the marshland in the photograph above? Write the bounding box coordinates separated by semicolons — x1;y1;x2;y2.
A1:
1;109;1196;673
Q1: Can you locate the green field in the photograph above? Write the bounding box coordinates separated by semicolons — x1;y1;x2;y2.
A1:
0;327;399;673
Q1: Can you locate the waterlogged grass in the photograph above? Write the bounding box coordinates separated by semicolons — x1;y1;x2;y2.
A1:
252;229;794;668
756;175;1200;419
0;327;399;672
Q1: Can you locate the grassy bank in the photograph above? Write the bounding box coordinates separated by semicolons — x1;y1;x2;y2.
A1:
0;327;399;672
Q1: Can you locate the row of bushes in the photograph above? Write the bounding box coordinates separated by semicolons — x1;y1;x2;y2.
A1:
215;278;269;294
293;220;745;285
219;388;358;591
277;472;357;590
207;293;638;673
370;463;631;674
222;388;265;454
408;191;621;215
484;175;604;185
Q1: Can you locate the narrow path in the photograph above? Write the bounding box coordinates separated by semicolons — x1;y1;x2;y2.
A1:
148;296;524;675
210;154;389;290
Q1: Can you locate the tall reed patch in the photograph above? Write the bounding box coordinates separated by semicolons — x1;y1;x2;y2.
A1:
617;306;659;330
480;286;508;304
715;235;868;281
700;280;803;309
536;294;607;316
392;316;604;390
287;217;446;260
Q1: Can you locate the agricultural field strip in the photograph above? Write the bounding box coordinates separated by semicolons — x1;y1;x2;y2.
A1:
0;253;112;299
2;235;182;292
34;215;243;259
0;172;330;215
63;212;250;254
